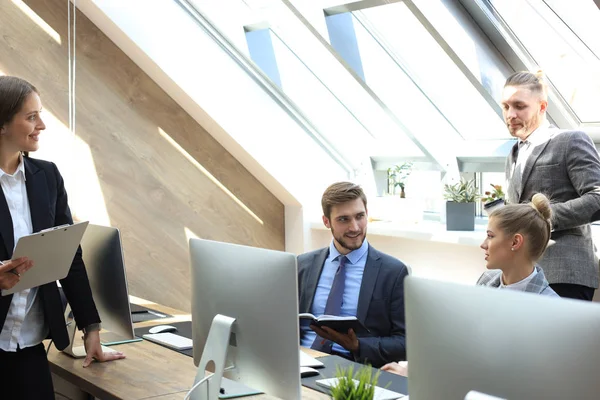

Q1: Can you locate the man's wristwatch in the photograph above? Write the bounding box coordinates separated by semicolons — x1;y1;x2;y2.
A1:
82;323;102;337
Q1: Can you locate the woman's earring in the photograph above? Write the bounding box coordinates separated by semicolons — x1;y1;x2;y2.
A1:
511;247;515;251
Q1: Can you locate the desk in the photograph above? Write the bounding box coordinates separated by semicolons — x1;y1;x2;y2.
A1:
48;297;332;399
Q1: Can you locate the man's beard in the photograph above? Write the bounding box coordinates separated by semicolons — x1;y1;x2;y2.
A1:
332;228;365;252
508;114;541;139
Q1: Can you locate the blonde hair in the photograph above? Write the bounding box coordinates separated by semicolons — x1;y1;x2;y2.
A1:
504;70;548;100
489;193;552;261
321;182;367;219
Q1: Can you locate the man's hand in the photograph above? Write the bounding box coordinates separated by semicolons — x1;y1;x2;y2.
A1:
82;330;126;368
381;361;408;376
310;324;360;353
0;257;33;290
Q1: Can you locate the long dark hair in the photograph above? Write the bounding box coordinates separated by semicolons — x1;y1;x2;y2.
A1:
0;76;39;158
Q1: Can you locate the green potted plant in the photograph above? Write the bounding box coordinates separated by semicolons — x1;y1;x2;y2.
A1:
443;178;480;231
481;184;505;216
388;162;413;198
329;364;380;400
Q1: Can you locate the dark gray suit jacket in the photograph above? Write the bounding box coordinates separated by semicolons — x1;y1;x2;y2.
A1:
0;157;100;349
506;128;600;288
298;245;408;367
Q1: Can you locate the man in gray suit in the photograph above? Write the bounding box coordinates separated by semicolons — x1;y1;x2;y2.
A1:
503;70;600;300
298;182;408;367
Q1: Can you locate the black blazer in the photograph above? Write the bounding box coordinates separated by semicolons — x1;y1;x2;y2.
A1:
298;245;408;367
0;157;100;350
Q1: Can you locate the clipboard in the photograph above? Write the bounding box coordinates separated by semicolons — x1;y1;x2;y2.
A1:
2;221;89;295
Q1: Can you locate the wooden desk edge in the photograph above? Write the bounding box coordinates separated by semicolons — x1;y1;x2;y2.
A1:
48;297;402;399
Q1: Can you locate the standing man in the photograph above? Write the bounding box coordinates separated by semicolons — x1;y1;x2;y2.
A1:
503;70;600;300
298;182;408;367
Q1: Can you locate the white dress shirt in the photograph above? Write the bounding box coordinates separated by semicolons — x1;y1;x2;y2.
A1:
508;121;551;201
0;157;48;351
499;268;538;292
300;239;369;357
512;121;551;178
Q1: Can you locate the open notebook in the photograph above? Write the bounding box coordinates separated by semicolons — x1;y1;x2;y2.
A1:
299;313;369;334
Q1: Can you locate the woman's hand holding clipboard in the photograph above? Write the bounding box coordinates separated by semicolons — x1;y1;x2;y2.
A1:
0;257;33;291
1;221;89;295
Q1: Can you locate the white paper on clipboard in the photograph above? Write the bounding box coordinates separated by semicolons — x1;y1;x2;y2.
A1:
2;221;89;296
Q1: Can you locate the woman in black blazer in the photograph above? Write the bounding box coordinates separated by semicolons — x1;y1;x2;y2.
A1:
0;76;125;399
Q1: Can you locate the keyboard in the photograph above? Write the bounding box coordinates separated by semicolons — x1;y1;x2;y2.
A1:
300;351;325;368
142;332;193;351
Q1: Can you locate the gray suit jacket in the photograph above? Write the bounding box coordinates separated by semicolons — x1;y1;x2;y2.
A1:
506;127;600;288
476;266;558;297
297;245;408;367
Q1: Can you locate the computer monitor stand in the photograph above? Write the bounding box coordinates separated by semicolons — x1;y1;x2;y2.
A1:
61;304;117;358
190;314;262;400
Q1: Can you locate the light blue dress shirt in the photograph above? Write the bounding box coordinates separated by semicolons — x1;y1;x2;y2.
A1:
300;239;368;356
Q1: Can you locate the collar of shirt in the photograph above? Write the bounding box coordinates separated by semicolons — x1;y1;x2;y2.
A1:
499;267;538;290
0;155;26;181
328;238;369;265
521;120;551;148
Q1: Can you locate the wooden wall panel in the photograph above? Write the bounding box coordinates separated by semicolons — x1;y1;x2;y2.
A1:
0;0;285;311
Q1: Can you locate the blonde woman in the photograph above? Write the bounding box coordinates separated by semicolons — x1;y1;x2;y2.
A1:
382;193;558;376
478;193;557;296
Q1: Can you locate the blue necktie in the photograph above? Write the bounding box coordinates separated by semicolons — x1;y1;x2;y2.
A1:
311;256;347;352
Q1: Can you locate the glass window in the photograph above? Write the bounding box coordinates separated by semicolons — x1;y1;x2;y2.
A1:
216;0;424;163
542;0;600;59
490;0;600;123
267;29;374;162
357;2;507;140
345;10;463;160
383;168;445;214
411;0;513;104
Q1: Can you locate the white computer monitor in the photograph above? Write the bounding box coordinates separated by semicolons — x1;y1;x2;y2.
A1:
405;276;600;400
189;238;301;400
81;224;135;341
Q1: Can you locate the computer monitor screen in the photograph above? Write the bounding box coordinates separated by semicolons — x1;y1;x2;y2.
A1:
405;276;600;400
81;224;135;341
189;238;301;400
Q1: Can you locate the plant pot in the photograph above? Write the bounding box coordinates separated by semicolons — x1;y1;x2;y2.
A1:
483;199;505;216
446;202;475;231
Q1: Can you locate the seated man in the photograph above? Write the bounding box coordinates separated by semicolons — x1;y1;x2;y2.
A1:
298;182;408;368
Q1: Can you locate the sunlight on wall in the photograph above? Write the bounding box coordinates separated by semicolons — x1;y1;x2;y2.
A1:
184;226;200;243
11;0;62;44
157;127;264;225
34;112;74;161
33;109;110;226
70;135;111;225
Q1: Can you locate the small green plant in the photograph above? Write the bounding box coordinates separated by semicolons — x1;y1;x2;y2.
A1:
443;178;480;203
481;184;505;204
330;364;380;400
388;162;413;198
